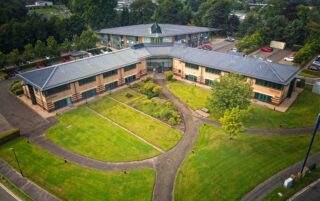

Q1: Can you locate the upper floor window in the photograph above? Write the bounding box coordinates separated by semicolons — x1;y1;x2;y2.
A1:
185;62;199;70
205;67;221;75
255;79;283;90
103;70;117;78
43;84;70;97
124;64;136;72
78;76;96;86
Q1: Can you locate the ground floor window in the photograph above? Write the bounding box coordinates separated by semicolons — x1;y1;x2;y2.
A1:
147;57;172;71
186;74;197;82
125;75;136;84
254;92;272;103
82;88;97;99
205;79;214;86
105;81;118;91
54;97;72;110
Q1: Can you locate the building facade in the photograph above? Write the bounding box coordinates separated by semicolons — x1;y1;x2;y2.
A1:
97;23;217;49
18;43;301;112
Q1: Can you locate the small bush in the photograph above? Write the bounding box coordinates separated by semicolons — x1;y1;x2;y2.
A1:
0;72;8;80
10;80;23;95
164;71;173;81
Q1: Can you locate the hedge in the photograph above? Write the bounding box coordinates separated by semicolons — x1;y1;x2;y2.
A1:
0;129;20;144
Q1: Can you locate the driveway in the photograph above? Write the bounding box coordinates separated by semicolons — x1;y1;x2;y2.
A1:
0;79;48;135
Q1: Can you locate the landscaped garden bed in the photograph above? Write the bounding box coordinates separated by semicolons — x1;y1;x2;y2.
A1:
174;124;320;201
0;138;155;201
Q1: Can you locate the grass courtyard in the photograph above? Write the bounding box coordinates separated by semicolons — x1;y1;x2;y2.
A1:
47;107;160;162
167;80;320;129
0;138;155;201
174;125;320;201
89;96;181;151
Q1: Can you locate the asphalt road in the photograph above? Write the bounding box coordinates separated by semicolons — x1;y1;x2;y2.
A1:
0;185;18;201
292;178;320;201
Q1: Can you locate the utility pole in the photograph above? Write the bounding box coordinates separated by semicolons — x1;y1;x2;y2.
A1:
10;148;23;177
300;113;320;174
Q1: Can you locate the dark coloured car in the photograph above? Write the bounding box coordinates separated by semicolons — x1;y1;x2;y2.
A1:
312;56;320;66
260;47;273;52
308;65;320;71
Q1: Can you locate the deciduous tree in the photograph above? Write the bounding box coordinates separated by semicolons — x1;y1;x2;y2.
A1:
219;107;243;139
207;74;253;117
130;0;156;24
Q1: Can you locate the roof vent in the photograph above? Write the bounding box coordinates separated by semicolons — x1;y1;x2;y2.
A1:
151;23;162;34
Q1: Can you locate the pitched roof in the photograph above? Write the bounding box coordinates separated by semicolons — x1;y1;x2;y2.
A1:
97;23;218;37
18;43;301;91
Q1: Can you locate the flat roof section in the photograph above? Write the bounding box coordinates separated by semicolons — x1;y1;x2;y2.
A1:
97;23;219;37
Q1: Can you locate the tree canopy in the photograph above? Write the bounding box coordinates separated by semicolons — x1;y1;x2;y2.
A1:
207;74;253;117
153;0;192;24
130;0;157;24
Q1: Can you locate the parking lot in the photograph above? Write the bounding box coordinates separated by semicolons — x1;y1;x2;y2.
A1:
210;38;236;53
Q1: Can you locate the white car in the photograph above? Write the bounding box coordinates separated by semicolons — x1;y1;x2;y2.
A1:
266;59;272;63
231;47;238;52
284;56;294;62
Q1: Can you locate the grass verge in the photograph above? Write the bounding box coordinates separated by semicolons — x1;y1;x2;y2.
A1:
174;124;320;201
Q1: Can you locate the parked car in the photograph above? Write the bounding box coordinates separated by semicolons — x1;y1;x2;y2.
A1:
63;58;71;63
266;59;272;63
231;47;238;52
284;56;294;62
308;65;320;71
260;47;273;53
312;55;320;66
199;43;213;50
225;37;235;42
36;63;45;68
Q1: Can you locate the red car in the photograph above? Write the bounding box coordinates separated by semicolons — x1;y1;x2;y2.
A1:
63;58;71;63
36;63;45;69
199;43;213;50
260;47;273;53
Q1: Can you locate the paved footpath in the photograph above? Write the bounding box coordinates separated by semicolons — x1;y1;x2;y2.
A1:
241;152;320;201
0;160;59;201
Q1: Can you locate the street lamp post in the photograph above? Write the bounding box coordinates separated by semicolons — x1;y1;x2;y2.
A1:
10;148;23;177
300;113;320;174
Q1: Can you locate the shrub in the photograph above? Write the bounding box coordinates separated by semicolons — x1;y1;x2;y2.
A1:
236;31;264;54
164;71;173;81
0;129;20;144
294;43;317;65
140;82;162;99
169;118;177;125
10;80;23;95
0;72;8;80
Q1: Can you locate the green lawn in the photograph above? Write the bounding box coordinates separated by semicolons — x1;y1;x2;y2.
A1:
166;81;319;129
46;107;160;162
0;138;155;201
110;88;145;104
262;167;320;201
89;97;181;151
175;125;320;201
243;85;320;129
166;81;211;110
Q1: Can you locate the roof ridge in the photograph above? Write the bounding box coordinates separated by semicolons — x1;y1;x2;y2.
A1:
41;66;58;90
267;62;285;82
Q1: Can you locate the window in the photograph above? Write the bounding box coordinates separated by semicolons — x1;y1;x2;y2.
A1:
255;79;283;90
205;79;214;86
105;81;118;90
54;97;71;110
82;88;97;99
43;84;70;97
78;76;96;86
206;67;221;75
185;74;197;82
103;70;117;78
254;92;272;103
185;63;199;70
124;64;136;72
125;75;136;83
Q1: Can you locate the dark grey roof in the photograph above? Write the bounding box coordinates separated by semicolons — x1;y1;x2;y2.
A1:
97;23;218;37
18;43;301;91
